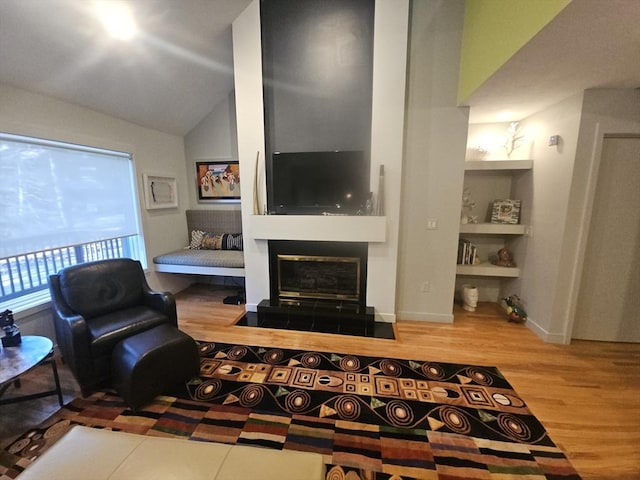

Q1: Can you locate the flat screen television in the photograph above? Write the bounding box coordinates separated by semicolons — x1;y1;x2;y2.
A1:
268;151;369;215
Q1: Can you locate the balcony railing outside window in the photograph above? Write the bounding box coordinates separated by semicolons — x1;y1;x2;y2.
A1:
0;236;137;303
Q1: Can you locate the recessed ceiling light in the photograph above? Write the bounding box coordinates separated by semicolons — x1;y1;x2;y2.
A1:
94;1;138;41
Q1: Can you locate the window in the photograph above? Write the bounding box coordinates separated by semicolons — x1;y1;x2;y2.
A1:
0;133;145;312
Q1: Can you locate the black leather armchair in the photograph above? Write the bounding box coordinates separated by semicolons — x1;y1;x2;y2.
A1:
49;259;177;396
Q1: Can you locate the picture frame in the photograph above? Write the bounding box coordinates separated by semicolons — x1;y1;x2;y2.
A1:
196;160;241;202
142;173;178;210
490;199;521;224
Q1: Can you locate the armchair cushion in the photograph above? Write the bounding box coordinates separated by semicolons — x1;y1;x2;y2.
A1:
88;306;172;357
58;260;146;319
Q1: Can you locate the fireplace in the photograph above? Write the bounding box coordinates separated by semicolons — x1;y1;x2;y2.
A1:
268;240;367;309
256;240;374;334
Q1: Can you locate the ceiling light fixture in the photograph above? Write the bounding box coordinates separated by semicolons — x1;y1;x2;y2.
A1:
94;1;138;41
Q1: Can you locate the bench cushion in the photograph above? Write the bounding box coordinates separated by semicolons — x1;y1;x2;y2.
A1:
153;249;244;269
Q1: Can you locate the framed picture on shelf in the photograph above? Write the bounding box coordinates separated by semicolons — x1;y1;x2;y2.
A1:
491;199;521;224
196;160;241;202
142;173;178;210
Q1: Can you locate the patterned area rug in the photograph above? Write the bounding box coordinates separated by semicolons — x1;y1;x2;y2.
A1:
1;342;581;479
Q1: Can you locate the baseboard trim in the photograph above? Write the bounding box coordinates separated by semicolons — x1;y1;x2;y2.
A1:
375;312;396;323
396;310;454;323
525;317;567;344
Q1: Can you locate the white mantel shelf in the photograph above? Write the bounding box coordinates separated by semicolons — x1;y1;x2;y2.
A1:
249;214;387;243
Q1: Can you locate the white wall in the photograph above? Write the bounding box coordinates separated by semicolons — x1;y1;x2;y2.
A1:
0;83;192;333
396;0;469;323
555;89;640;343
504;89;640;343
507;93;584;341
184;92;239;210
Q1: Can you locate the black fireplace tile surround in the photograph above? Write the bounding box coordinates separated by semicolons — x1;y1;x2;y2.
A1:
236;300;395;340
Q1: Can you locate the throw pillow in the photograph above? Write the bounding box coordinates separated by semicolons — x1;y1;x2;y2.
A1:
189;230;206;249
189;230;243;250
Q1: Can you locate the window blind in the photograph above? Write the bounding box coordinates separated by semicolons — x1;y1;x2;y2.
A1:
0;133;141;259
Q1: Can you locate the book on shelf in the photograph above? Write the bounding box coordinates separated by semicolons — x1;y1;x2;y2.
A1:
457;238;478;265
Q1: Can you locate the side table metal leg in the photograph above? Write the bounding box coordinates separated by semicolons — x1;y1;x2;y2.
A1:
50;358;64;406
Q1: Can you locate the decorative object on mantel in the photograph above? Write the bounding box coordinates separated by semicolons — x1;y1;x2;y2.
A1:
365;191;374;215
490;199;521;224
376;164;385;216
501;294;528;323
253;151;261;215
504;121;524;159
460;186;477;224
491;247;516;268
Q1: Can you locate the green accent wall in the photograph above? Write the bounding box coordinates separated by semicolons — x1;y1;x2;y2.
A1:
458;0;570;103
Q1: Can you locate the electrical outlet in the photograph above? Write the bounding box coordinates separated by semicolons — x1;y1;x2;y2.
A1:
421;281;430;293
426;218;438;230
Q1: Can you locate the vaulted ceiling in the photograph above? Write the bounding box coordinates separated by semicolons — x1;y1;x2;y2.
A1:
0;0;638;135
0;0;251;135
466;0;640;123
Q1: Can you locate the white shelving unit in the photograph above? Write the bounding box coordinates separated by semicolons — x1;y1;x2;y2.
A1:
456;159;532;293
456;263;520;277
464;159;533;172
459;223;526;235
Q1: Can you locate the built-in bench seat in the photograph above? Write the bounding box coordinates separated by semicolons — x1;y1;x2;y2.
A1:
153;209;245;278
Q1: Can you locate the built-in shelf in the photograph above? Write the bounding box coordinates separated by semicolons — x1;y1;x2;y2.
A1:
249;214;387;243
464;159;533;171
456;159;532;286
459;223;527;235
456;263;520;278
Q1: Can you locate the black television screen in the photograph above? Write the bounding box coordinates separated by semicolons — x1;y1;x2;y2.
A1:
268;151;369;215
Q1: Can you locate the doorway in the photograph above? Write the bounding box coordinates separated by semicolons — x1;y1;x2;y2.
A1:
572;135;640;342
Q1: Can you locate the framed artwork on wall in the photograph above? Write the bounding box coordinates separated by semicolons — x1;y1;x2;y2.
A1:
142;173;178;210
196;160;241;202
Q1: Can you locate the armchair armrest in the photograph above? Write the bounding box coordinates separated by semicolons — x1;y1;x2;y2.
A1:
49;275;93;386
140;276;177;326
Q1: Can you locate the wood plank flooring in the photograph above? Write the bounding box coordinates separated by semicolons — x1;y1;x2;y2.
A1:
2;284;639;479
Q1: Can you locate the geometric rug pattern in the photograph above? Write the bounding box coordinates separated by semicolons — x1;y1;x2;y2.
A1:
1;342;581;479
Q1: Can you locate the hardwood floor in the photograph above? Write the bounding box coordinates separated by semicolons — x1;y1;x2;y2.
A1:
2;284;639;479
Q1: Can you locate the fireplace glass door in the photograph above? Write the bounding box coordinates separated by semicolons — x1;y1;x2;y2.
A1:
277;254;360;302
